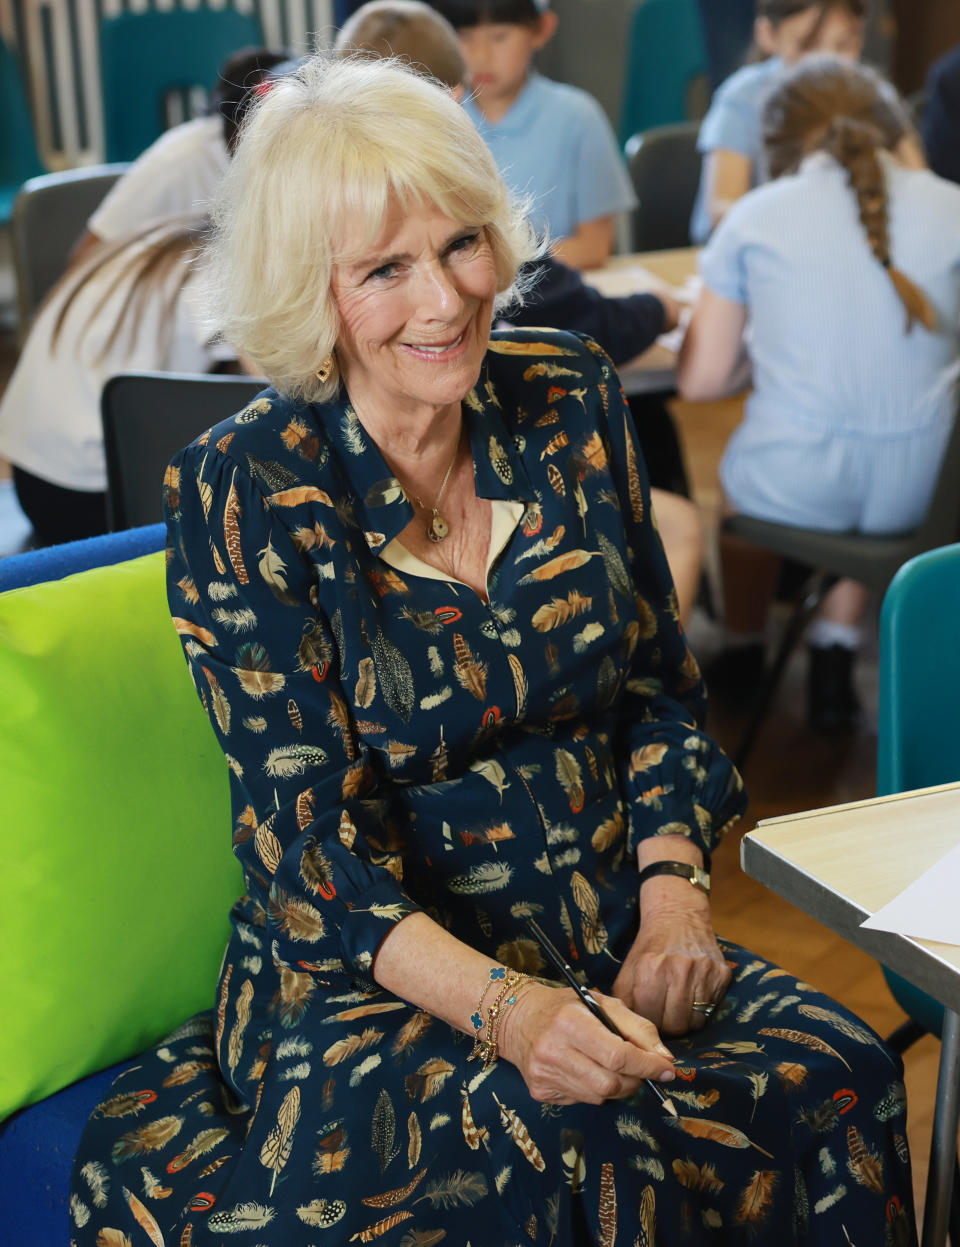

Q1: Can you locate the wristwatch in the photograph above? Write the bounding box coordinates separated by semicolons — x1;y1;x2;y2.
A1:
637;860;711;896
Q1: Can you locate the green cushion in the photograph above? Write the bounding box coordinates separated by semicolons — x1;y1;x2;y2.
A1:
0;551;238;1120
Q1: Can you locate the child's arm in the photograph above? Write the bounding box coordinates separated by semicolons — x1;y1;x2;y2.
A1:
702;148;753;233
676;285;748;401
551;215;615;269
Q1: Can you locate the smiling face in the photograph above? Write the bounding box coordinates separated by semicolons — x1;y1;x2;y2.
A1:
331;198;499;428
757;5;864;64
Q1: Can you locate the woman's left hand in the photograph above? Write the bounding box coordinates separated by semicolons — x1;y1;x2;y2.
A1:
611;880;732;1036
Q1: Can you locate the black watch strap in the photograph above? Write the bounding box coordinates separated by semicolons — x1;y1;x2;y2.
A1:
637;860;711;895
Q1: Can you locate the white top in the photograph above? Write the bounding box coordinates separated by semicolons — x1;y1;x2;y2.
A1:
89;116;230;242
0;235;230;491
462;71;636;241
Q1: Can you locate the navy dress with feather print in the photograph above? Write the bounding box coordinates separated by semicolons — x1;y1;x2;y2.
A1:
71;330;916;1246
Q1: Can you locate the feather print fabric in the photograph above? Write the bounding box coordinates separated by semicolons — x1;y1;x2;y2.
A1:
72;331;915;1245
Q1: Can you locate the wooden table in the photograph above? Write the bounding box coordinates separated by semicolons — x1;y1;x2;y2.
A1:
585;247;699;394
742;782;960;1247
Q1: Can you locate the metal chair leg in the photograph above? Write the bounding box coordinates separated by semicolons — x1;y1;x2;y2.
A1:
921;1008;960;1247
732;571;837;772
949;1154;960;1247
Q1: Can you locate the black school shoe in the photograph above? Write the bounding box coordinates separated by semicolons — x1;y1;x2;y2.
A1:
807;643;861;734
702;643;766;712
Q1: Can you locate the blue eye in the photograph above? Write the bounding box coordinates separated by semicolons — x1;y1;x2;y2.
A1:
366;263;397;282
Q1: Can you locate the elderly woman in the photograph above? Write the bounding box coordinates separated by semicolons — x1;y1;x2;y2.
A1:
71;55;916;1246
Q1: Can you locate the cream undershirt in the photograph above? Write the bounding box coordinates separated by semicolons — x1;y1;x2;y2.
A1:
380;499;525;594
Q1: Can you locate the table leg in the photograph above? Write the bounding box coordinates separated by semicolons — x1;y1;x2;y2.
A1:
921;1008;960;1247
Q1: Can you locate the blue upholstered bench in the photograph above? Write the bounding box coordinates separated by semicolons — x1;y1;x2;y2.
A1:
0;525;239;1245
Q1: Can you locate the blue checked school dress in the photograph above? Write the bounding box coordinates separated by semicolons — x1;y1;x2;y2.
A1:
71;330;917;1247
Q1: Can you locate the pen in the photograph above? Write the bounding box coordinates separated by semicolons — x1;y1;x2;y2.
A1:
525;917;677;1117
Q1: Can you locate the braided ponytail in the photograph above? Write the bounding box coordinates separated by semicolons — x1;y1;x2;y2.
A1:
763;55;936;334
821;115;935;331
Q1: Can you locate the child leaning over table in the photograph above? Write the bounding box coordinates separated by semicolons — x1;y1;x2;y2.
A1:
429;0;636;269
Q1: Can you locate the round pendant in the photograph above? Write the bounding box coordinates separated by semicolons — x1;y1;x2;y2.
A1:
427;512;449;543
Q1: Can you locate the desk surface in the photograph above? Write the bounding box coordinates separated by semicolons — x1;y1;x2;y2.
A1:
741;781;960;1012
591;247;699;294
585;248;699;391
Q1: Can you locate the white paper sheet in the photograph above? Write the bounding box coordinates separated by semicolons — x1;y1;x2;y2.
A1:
861;842;960;945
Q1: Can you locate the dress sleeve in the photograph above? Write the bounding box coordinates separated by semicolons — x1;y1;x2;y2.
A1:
584;339;746;864
165;440;422;990
510;258;666;366
924;53;960;185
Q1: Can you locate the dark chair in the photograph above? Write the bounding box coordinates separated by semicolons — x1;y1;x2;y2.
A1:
876;542;960;1246
10;163;130;337
618;0;708;144
99;6;262;162
625;122;701;252
0;34;44;227
723;409;960;770
101;371;265;530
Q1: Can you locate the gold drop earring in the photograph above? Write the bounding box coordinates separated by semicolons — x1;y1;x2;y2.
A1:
315;355;334;384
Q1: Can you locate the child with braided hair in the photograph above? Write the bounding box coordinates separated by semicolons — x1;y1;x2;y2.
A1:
678;55;960;731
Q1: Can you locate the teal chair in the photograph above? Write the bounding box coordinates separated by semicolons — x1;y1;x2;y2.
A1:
878;542;960;1037
0;35;44;225
619;0;708;145
877;542;960;1241
99;5;263;162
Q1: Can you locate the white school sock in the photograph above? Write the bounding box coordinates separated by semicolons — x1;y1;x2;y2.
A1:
807;618;862;651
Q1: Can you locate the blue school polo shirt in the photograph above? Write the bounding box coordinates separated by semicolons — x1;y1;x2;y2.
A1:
689;56;784;244
463;71;637;242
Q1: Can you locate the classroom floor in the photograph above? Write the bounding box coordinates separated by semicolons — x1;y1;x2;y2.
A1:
0;329;944;1231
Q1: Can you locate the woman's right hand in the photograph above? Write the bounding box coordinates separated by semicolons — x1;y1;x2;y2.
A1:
497;982;676;1105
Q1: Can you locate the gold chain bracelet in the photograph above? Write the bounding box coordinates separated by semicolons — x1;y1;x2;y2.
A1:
468;969;531;1069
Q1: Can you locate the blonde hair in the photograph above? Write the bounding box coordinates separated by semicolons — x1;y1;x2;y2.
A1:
52;216;208;363
205;53;538;402
334;1;466;90
763;55;935;332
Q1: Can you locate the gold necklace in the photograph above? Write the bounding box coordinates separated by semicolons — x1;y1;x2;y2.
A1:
405;429;462;543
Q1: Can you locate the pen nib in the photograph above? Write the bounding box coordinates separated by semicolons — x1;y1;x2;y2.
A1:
662;1096;678;1118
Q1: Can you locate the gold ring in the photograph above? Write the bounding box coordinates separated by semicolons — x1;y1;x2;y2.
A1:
690;1000;718;1016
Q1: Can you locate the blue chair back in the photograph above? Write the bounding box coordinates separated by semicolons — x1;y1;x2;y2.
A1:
0;36;44;224
877;541;960;1036
99;6;263;162
619;0;708;145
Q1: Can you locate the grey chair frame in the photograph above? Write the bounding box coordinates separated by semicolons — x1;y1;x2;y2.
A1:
101;371;266;531
11;163;131;339
625;121;701;253
724;407;960;770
